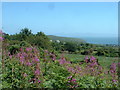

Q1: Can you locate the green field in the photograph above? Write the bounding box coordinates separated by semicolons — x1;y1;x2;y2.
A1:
63;53;118;69
48;35;85;44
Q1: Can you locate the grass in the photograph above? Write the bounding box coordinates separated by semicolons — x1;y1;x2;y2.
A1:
62;53;118;69
48;35;85;44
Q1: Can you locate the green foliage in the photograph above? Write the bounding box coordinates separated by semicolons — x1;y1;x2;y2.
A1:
20;28;32;36
48;35;85;44
2;45;119;89
26;34;51;49
77;76;114;88
19;28;32;40
1;28;119;89
8;45;20;55
19;41;31;47
8;40;21;45
3;28;119;57
64;42;77;52
51;42;64;51
43;62;70;88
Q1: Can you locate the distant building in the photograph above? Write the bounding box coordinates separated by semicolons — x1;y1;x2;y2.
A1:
50;40;52;42
63;42;66;44
56;40;60;43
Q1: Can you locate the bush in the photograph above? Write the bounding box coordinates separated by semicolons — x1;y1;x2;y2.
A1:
8;45;20;55
26;34;52;49
64;42;77;53
20;41;31;47
2;46;120;88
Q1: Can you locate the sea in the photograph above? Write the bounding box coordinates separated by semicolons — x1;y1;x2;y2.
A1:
80;37;118;45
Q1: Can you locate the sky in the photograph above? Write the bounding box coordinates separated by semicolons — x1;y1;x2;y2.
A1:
2;2;118;38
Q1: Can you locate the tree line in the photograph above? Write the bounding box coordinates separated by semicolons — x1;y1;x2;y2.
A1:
3;28;119;57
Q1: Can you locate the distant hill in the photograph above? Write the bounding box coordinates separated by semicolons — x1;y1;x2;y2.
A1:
47;35;86;44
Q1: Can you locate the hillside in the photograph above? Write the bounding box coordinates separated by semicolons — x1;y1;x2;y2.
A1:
47;35;86;44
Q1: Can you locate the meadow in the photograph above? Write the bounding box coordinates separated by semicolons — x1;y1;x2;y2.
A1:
63;54;118;69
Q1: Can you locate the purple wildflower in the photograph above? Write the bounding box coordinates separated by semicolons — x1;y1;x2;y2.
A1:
90;56;96;62
67;76;72;79
9;55;12;59
85;56;89;63
118;62;120;67
59;58;66;64
71;79;76;82
76;66;81;71
23;73;28;77
110;63;116;73
0;36;3;41
112;79;117;83
34;57;40;62
44;50;48;53
52;54;56;61
20;48;23;51
34;69;40;75
20;59;24;64
26;48;32;52
67;67;75;73
38;80;41;83
26;62;32;66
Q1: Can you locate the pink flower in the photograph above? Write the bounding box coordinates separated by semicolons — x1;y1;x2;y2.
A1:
59;58;66;64
90;56;96;62
85;56;89;63
110;63;116;73
9;55;12;59
26;62;32;66
23;73;27;77
66;61;71;64
76;66;81;71
67;67;74;73
0;36;3;41
34;69;40;75
68;81;70;83
20;48;23;51
118;62;120;67
44;50;48;53
20;56;25;61
34;57;40;62
71;79;76;82
85;56;89;60
112;79;117;83
20;59;24;64
26;48;32;52
38;80;41;83
67;76;72;79
50;53;56;61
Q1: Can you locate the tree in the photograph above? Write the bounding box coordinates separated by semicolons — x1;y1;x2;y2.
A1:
19;28;32;40
64;42;77;53
36;32;45;36
27;32;51;49
20;28;32;36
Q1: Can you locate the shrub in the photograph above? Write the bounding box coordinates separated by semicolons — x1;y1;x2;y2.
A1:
8;45;20;55
19;41;31;47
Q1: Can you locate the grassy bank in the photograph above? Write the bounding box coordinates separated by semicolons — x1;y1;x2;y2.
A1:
63;53;118;69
